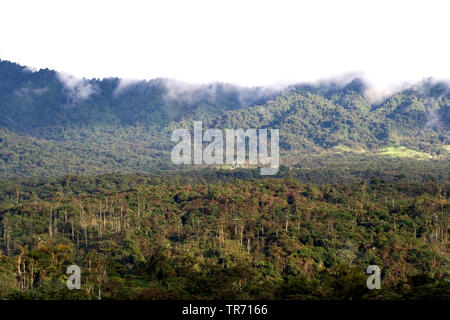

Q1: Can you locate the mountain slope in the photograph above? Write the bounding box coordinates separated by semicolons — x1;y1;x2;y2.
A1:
0;60;449;177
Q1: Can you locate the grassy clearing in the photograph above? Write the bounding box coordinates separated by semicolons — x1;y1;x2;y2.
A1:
378;146;431;159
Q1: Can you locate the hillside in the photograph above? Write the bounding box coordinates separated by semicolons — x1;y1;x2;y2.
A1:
0;59;449;177
0;60;449;301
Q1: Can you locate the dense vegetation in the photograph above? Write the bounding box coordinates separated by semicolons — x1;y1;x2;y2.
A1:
0;60;448;300
1;60;449;177
0;172;448;299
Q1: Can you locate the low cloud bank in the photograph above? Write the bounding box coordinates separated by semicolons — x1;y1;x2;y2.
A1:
57;72;97;101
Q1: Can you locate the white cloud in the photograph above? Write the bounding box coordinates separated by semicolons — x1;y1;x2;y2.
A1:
57;72;96;101
22;65;37;73
13;87;48;99
363;82;410;104
113;78;141;96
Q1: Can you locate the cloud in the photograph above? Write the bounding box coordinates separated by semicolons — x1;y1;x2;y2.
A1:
113;78;142;96
161;79;287;109
162;79;213;105
13;87;48;99
363;84;407;104
364;78;450;104
57;72;96;101
13;88;33;103
234;83;289;107
289;73;429;105
412;78;450;97
291;72;402;104
22;65;37;73
425;107;441;129
289;72;365;97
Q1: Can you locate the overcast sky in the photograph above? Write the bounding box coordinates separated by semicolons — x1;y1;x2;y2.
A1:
0;0;448;89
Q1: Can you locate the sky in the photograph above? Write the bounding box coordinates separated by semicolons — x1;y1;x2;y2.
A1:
0;0;449;90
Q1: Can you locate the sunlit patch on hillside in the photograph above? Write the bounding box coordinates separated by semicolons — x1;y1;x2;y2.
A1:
378;146;432;159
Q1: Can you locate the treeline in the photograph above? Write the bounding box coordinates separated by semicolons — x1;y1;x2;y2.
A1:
0;173;448;299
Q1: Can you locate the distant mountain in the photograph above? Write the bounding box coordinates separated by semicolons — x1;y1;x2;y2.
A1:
0;60;282;133
0;59;448;177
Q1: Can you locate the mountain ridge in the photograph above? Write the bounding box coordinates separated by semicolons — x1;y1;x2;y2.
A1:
0;59;449;177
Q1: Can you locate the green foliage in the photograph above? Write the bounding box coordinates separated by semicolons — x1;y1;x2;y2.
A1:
0;60;448;300
0;173;448;299
0;60;449;177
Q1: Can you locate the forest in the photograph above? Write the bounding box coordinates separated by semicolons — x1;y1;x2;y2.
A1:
0;60;449;177
0;170;448;299
0;60;448;300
